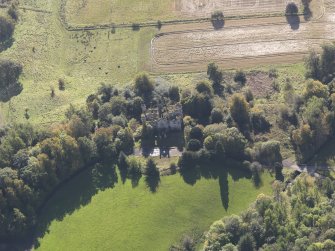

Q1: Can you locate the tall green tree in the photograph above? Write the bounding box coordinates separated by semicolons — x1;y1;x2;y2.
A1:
229;94;250;129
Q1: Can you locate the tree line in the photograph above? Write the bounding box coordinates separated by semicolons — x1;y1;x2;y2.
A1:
203;174;335;251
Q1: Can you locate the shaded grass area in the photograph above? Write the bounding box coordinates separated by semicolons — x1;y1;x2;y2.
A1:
35;164;273;251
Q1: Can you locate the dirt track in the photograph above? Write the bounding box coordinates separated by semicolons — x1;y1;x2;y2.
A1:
151;0;335;72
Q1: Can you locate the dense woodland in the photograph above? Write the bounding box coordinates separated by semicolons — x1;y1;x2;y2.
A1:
203;174;335;251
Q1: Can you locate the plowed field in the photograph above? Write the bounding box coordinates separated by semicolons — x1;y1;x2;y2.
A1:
151;0;335;72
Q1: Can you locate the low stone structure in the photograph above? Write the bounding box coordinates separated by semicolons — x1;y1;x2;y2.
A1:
141;103;183;132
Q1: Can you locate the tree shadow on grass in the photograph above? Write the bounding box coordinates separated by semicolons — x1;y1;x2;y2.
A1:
0;82;23;102
252;171;263;188
92;163;118;191
179;159;253;210
24;158;261;250
145;173;161;193
0;38;14;53
31;163;120;250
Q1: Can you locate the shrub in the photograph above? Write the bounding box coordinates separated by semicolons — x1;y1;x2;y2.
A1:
207;63;223;85
278;105;298;127
132;23;140;31
203;123;227;138
112;115;128;128
111;26;116;34
182;235;195;251
250;108;271;133
169;85;180;102
303;80;328;101
244;88;254;102
187;139;202;151
269;68;278;78
182;93;213;123
221;127;247;159
8;4;18;21
320;43;335;83
98;83;114;103
196;80;213;96
211;10;224;21
272;80;280;92
189;126;203;141
305;50;322;81
134;73;154;99
234;70;247;85
238;233;256;251
207;63;224;94
58;78;65;90
224;215;243;244
210;108;223;123
254;141;282;166
157;20;162;30
229;93;250;129
170;162;177;174
204;136;215;151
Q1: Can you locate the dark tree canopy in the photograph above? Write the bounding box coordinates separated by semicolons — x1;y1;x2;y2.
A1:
207;63;223;93
169;85;180;102
229;94;250;129
196;81;213;96
234;70;247;85
0;59;23;102
305;44;335;83
134;73;154;100
0;16;14;43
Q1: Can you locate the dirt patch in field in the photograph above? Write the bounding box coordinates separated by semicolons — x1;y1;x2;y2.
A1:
246;72;274;98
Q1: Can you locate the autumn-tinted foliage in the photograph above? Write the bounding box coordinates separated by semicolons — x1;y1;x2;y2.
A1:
204;175;335;251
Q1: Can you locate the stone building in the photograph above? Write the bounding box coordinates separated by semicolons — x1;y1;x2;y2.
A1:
141;103;183;132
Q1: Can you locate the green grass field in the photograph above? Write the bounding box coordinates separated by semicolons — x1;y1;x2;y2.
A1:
0;0;156;126
35;166;273;251
64;0;176;26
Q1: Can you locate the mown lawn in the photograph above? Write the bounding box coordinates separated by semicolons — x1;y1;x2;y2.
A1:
35;166;273;251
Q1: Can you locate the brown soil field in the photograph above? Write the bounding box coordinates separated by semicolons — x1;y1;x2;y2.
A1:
151;0;335;72
246;72;274;98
